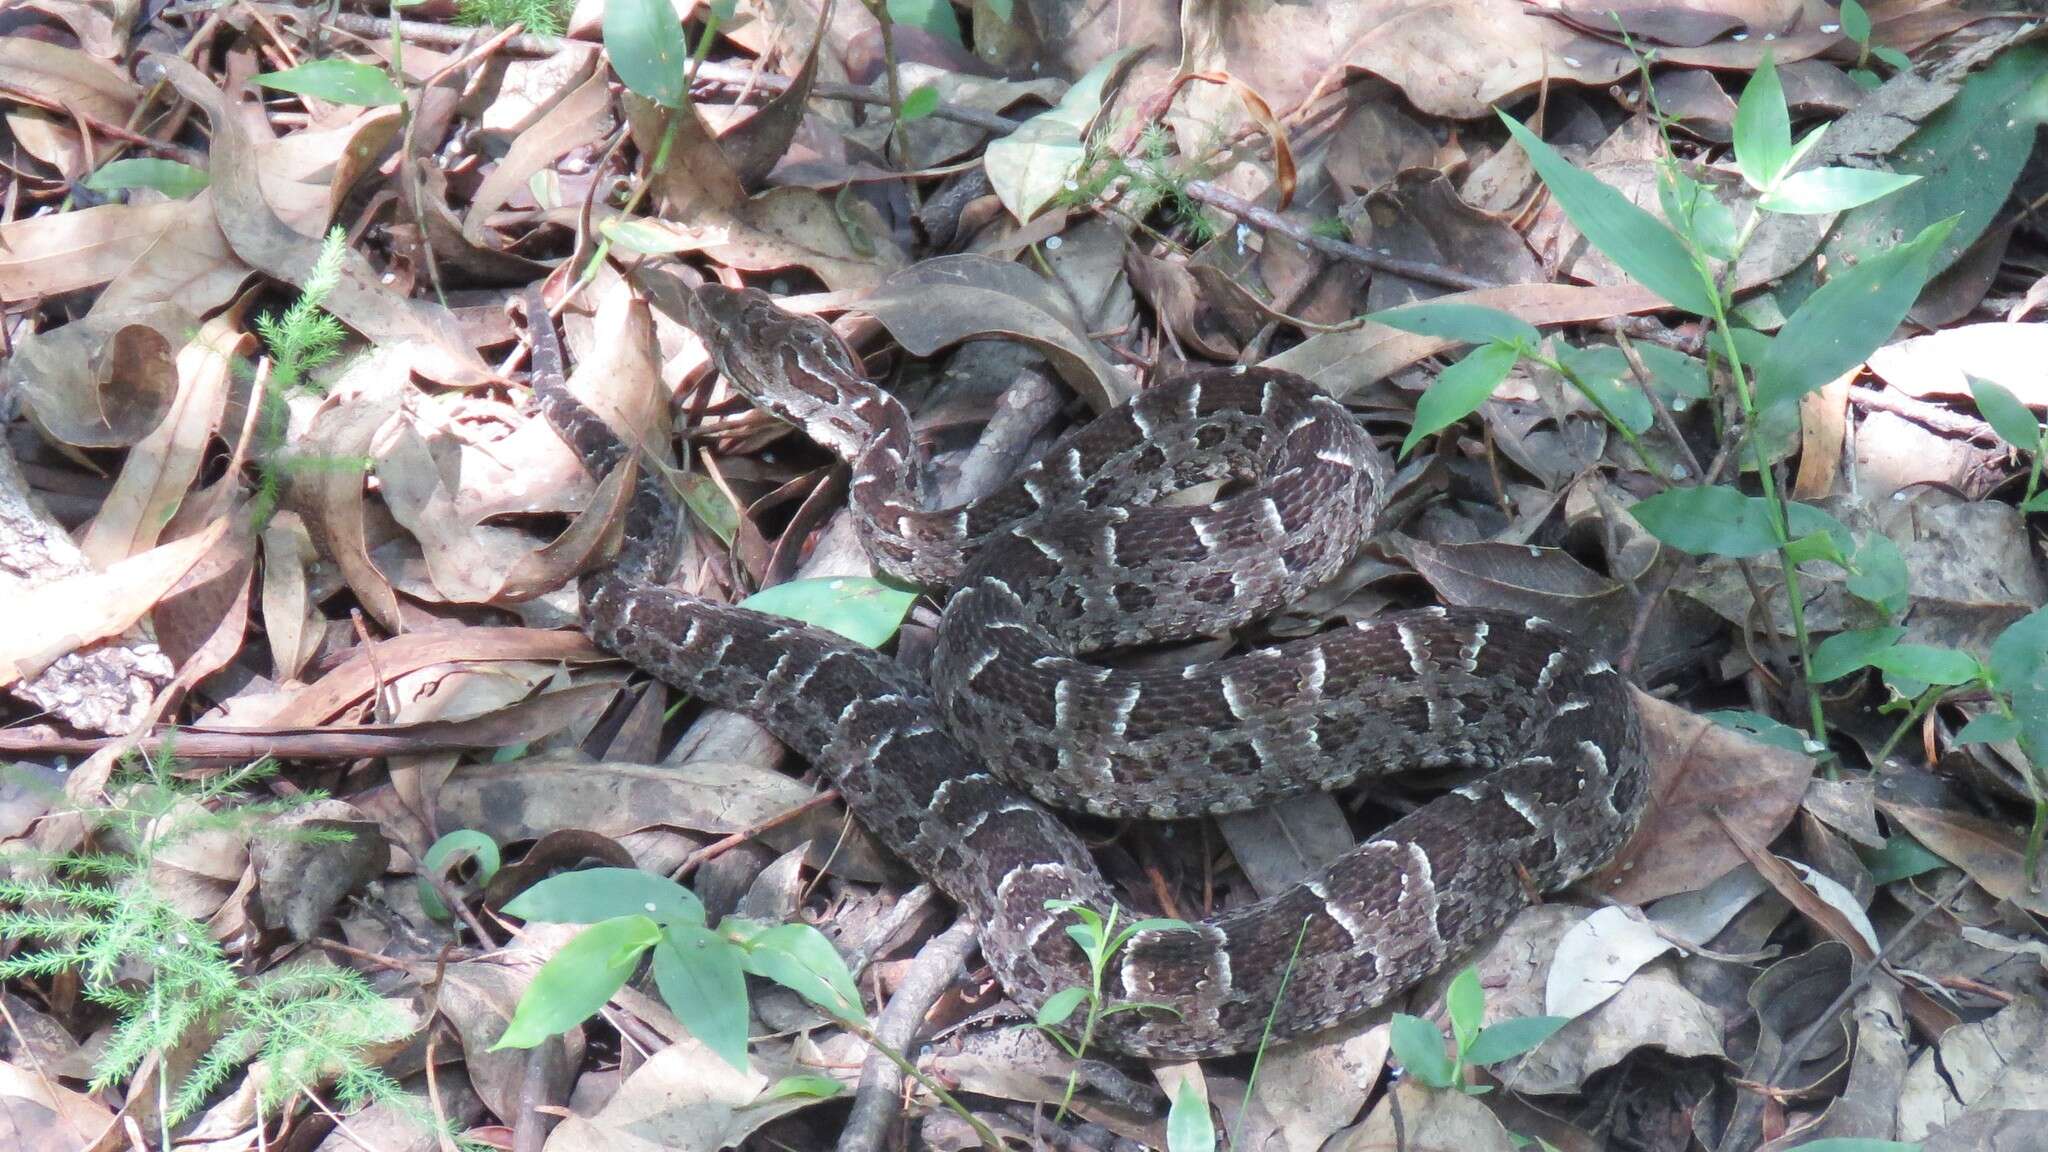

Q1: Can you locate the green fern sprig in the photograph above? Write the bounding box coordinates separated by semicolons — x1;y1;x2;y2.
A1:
248;226;365;529
458;0;571;37
0;749;427;1135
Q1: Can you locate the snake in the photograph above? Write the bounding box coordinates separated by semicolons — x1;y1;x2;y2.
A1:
527;275;1648;1059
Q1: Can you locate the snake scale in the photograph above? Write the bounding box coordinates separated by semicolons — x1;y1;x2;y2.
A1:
528;276;1647;1059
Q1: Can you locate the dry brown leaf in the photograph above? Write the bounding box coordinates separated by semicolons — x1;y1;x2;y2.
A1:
0;36;139;122
260;628;600;728
146;55;491;386
79;316;248;566
1867;323;2048;405
0;517;229;691
0;1056;114;1152
464;66;611;248
1598;691;1815;903
620;185;907;293
1877;786;2048;918
858;252;1127;409
356;753;892;884
1270;282;1665;395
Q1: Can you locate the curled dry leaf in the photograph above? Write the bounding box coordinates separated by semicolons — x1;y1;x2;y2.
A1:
1598;691;1816;903
145;54;491;386
78;316;248;566
859;253;1127;409
464;67;612;249
12;312;179;452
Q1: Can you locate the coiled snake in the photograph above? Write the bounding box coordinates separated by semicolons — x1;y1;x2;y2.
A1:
529;277;1647;1058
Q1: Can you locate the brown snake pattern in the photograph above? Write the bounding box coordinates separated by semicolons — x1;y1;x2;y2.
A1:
530;276;1648;1058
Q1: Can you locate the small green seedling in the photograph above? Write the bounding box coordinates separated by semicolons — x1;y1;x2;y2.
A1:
1388;966;1570;1093
1033;899;1194;1121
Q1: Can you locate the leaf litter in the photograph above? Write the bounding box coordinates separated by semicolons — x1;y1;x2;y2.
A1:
1;2;2045;1151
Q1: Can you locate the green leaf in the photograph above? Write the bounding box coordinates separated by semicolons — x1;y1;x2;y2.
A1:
1035;985;1088;1027
1955;713;2020;745
1969;377;2042;454
1809;626;1906;682
255;59;403;107
1861;833;1946;885
502;867;705;929
738;577;917;648
1839;0;1871;42
1871;45;1913;71
1867;644;1983;687
1496;113;1716;315
886;0;963;45
1400;341;1520;458
604;0;692;108
1106;916;1196;957
1734;53;1792;190
1706;709;1811;752
1846;533;1909;616
1366;302;1539;348
1759;167;1921;215
739;923;867;1025
83;158;209;198
418;829;499;922
1989;606;2048;692
1660;170;1739;261
1823;44;2046;294
1753;215;1959;411
1629;485;1781;558
676;471;740;545
2024;491;2048;513
898;84;941;122
984;46;1142;221
1464;1015;1570;1066
1445;967;1485;1054
757;1074;844;1102
653;923;751;1071
1634;342;1712;401
1389;1013;1456;1088
1558;345;1656;434
1166;1077;1216;1152
492;916;660;1049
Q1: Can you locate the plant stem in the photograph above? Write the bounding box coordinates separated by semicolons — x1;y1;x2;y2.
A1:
841;1016;1003;1148
1540;352;1660;475
1871;688;1941;766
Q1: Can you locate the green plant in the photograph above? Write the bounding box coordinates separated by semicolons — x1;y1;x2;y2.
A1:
1369;51;1948;761
1388;966;1569;1092
1811;607;2048;880
0;749;423;1143
458;0;571;37
1834;0;1913;89
1972;377;2048;513
1029;899;1193;1121
491;866;1001;1146
1061;121;1221;245
249;226;364;528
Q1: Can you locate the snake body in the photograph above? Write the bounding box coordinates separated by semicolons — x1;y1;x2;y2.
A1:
530;278;1647;1058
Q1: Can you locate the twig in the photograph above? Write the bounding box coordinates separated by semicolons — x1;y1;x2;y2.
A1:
837;917;983;1152
671;789;843;880
1848;384;2001;444
1181;180;1495;293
